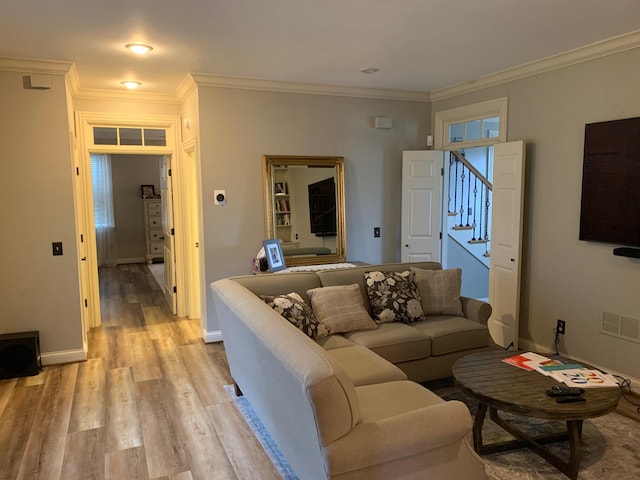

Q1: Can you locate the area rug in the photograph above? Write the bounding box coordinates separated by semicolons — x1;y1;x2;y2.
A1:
227;382;640;479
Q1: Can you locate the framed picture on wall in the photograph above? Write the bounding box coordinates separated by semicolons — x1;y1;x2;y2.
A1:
141;184;155;199
263;238;287;272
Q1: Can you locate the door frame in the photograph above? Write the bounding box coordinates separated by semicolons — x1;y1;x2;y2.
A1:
433;97;508;268
74;112;187;327
182;137;204;321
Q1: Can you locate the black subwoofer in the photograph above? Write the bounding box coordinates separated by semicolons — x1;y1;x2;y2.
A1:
0;331;42;379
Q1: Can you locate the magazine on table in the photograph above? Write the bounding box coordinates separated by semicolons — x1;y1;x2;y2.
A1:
551;369;619;388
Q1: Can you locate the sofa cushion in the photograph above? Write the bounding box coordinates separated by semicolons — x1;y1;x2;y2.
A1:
260;292;329;340
317;262;443;316
232;272;321;305
365;270;425;324
412;267;463;316
354;380;444;422
325;345;407;386
343;322;430;364
315;334;356;350
411;316;489;356
307;284;378;334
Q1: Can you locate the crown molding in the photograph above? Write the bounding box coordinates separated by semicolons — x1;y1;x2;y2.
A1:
0;57;71;75
70;85;180;104
431;30;640;102
190;73;431;102
175;73;198;103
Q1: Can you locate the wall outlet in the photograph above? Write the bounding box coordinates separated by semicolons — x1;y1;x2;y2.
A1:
556;319;566;335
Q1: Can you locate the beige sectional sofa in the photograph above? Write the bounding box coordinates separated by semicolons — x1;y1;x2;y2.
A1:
211;262;491;479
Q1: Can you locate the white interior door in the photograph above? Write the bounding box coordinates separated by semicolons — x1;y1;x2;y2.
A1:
488;140;526;349
160;155;177;314
401;151;443;262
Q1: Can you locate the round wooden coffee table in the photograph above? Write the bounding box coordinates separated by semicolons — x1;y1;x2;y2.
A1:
452;350;621;480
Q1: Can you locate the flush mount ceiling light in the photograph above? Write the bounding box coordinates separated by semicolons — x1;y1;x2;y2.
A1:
359;67;380;74
121;80;141;89
125;43;153;55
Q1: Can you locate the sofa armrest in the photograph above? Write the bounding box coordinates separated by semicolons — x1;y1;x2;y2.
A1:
460;296;492;325
324;400;472;476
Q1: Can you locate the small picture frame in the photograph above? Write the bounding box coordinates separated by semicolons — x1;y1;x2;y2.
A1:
263;238;286;272
141;185;155;199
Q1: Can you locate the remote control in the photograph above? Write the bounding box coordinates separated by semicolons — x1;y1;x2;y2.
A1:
546;386;585;397
556;395;586;403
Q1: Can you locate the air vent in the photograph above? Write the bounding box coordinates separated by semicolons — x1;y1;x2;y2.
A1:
600;312;640;344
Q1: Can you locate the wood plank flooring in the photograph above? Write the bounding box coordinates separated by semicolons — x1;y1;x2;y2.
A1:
0;264;280;480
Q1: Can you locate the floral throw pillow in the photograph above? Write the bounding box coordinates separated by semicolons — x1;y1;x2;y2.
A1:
260;292;329;340
364;271;425;324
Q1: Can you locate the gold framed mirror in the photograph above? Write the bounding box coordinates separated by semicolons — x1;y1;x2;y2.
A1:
263;155;346;267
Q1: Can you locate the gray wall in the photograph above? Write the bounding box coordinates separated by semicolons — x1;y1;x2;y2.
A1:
111;154;162;263
197;87;429;335
432;47;640;381
0;70;83;356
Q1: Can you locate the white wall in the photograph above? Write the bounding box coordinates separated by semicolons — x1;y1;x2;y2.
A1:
0;70;83;356
111;154;162;262
197;87;429;335
432;48;640;382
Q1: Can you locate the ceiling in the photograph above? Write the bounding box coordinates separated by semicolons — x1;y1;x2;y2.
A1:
1;0;640;96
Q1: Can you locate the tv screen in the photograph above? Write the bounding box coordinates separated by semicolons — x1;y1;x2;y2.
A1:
308;177;336;236
579;117;640;247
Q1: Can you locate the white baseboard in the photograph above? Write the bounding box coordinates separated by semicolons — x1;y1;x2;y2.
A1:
518;338;640;390
203;329;223;343
116;257;146;265
41;348;87;366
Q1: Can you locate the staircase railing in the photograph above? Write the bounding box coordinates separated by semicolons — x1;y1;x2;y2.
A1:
448;150;492;258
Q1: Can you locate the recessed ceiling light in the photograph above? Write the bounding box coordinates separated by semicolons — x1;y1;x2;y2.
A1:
359;67;380;74
121;80;141;89
126;43;153;55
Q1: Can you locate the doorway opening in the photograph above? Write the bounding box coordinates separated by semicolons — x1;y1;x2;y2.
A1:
443;146;493;300
74;112;200;334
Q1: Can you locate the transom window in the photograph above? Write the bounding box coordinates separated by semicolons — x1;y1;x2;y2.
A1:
93;127;167;147
435;97;508;150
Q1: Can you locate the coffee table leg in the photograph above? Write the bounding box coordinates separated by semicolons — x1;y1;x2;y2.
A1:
566;420;583;480
473;403;488;452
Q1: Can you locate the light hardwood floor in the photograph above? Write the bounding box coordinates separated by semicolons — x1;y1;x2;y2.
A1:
0;264;280;480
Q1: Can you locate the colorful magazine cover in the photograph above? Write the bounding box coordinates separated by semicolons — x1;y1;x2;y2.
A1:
551;369;619;388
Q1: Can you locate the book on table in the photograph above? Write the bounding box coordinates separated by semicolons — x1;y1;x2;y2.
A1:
501;352;549;371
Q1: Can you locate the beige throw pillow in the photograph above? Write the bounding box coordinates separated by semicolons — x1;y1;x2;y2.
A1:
411;267;463;316
307;284;378;334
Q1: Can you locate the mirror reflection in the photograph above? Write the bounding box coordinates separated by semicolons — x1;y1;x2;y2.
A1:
263;155;346;266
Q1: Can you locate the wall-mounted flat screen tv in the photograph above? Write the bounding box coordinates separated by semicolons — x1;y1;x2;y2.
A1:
579;116;640;247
